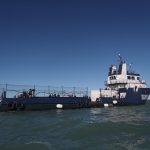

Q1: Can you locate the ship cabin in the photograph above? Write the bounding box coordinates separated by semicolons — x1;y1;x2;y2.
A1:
106;60;147;90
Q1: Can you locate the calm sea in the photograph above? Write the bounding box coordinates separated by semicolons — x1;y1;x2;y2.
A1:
0;102;150;150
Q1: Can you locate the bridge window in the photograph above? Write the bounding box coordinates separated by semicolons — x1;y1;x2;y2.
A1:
127;76;135;80
137;77;140;80
127;76;131;80
109;76;116;80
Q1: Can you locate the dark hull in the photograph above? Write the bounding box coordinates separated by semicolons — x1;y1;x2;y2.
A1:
0;97;91;111
0;88;150;111
96;88;150;106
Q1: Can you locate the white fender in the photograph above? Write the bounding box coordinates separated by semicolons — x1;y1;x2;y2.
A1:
104;103;109;107
113;100;117;104
56;104;63;109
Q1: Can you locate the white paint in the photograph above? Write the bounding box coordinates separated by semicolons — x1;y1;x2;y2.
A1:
111;65;117;74
120;92;126;98
91;90;118;101
91;90;101;101
56;104;63;109
141;94;149;100
121;63;127;75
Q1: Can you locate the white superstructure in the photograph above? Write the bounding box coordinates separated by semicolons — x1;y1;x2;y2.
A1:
91;55;148;101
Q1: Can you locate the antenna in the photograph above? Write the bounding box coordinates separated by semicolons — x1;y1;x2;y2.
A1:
127;63;132;73
117;53;125;64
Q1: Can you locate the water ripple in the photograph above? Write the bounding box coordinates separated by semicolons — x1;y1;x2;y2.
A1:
0;103;150;149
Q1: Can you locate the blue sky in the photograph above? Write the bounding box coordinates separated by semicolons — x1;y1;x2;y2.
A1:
0;0;150;89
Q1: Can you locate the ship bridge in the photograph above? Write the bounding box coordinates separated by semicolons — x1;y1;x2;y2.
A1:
106;56;147;89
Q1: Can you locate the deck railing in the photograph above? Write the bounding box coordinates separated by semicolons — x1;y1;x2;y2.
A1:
0;84;89;98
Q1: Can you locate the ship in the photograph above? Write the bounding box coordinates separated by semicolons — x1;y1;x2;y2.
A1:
91;54;150;107
0;55;150;111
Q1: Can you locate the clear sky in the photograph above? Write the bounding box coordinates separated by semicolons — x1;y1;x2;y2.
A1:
0;0;150;89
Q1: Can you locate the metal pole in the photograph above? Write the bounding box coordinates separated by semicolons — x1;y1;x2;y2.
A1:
73;87;76;97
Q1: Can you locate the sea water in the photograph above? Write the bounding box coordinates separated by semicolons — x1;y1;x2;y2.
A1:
0;102;150;150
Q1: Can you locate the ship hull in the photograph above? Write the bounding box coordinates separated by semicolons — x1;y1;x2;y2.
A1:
0;97;91;111
0;88;150;111
96;88;150;107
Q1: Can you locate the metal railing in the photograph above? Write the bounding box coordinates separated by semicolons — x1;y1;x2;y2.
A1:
106;79;146;85
0;84;89;98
